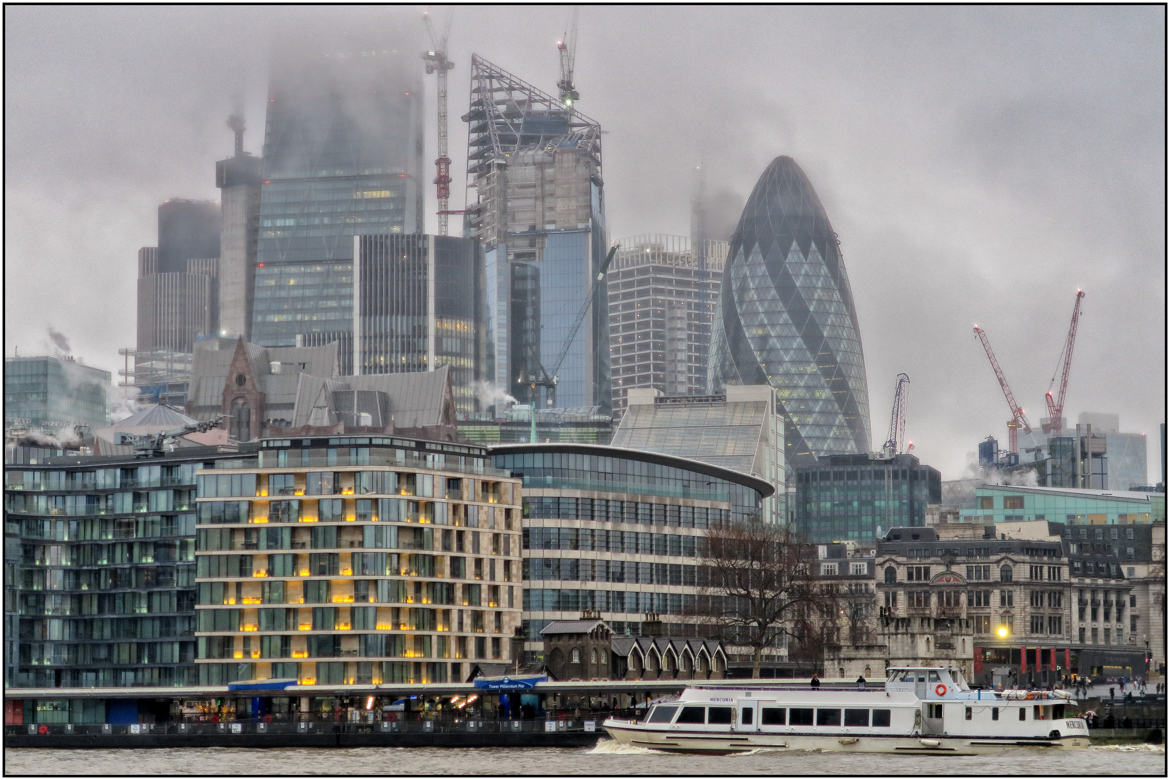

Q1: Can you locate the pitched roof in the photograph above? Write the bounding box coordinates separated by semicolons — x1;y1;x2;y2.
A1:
187;338;341;416
288;366;452;430
115;404;197;429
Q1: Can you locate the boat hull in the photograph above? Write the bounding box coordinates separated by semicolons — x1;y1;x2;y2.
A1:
602;720;1090;755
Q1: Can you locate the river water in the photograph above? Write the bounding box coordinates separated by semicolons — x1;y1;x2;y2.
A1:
5;741;1165;776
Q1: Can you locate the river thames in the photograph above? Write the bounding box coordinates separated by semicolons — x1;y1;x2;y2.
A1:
4;741;1165;775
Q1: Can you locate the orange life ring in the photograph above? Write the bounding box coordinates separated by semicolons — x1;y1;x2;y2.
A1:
935;684;947;696
37;725;48;735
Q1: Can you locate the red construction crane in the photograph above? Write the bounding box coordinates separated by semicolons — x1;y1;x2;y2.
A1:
1042;289;1086;434
881;373;911;458
973;324;1032;454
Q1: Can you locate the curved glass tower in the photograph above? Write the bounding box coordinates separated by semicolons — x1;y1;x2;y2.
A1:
709;156;870;469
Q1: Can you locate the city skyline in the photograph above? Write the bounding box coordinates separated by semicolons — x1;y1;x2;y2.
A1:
4;5;1165;481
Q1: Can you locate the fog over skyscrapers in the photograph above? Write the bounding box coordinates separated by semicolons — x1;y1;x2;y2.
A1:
249;48;425;374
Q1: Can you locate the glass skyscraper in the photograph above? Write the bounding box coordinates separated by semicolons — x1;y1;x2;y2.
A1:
353;233;487;415
250;49;425;373
464;56;609;413
709;156;871;470
4;356;110;432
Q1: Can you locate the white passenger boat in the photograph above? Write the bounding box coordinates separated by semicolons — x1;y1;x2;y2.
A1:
602;666;1089;754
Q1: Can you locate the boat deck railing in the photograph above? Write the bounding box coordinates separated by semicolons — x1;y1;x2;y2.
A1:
4;711;626;740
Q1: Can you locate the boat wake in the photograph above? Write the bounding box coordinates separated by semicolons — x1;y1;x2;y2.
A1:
1089;743;1165;753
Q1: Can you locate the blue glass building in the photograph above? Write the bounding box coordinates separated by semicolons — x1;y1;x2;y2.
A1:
709;156;871;470
250;49;425;373
465;56;609;412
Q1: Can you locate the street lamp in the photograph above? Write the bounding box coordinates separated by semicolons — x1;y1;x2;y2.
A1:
996;625;1010;640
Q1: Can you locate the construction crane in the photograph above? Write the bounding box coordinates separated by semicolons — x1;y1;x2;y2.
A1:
1042;288;1086;434
422;10;456;236
556;8;579;108
117;417;222;458
519;242;619;407
973;324;1031;454
881;373;911;458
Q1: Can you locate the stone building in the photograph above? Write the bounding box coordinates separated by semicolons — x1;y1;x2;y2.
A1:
540;614;727;681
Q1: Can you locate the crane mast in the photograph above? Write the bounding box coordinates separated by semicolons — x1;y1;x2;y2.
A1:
556;8;579;107
519;243;619;408
1042;289;1086;434
973;324;1031;454
882;373;911;458
422;11;456;236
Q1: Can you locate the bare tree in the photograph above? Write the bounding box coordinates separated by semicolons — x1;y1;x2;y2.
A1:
696;522;837;677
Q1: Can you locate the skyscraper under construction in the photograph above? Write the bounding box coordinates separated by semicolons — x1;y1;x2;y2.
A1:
463;55;610;413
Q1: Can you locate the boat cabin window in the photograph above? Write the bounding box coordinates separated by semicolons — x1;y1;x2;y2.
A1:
740;707;753;725
788;708;814;726
844;708;868;727
951;669;968;689
707;707;733;725
647;705;678;724
889;670;906;681
1018;708;1027;721
1052;704;1065;718
991;707;999;721
965;707;973;720
816;709;841;726
676;706;706;724
928;671;941;683
872;709;891;727
761;707;786;726
926;704;943;719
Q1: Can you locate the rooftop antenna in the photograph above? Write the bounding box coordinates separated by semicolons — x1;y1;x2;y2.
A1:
227;113;245;157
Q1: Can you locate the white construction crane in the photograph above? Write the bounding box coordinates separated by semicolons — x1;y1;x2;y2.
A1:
422;10;456;236
556;8;579;107
881;373;911;459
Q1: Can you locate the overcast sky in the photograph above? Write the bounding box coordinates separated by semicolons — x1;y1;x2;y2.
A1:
4;5;1165;482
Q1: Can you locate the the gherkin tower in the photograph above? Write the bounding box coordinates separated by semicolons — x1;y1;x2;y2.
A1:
709;156;871;470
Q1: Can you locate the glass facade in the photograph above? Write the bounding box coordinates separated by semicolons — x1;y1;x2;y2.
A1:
251;50;424;371
610;387;786;525
195;436;522;687
794;453;941;543
709;156;870;470
3;449;251;687
959;485;1165;526
4;356;111;431
490;443;771;659
354;234;487;415
467;56;609;412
